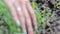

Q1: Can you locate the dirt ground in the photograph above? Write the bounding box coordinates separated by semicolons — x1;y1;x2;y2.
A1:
35;0;60;34
0;0;60;34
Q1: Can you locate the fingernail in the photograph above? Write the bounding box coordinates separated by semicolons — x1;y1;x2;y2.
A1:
34;26;38;32
29;30;34;34
23;30;27;34
16;20;21;27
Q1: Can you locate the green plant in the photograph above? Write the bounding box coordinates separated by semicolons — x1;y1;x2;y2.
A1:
54;1;60;8
31;0;51;34
0;0;21;34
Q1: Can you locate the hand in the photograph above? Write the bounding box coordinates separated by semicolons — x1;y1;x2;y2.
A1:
3;0;38;34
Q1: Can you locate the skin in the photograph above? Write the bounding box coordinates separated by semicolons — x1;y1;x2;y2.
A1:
3;0;38;34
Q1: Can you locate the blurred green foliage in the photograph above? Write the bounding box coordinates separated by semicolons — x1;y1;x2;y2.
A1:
0;0;21;34
31;0;51;34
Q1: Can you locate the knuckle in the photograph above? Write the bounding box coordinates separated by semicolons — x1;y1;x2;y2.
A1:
25;15;30;19
19;13;23;17
31;12;35;16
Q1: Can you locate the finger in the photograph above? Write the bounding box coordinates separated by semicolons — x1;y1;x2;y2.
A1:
26;1;38;32
3;0;21;27
13;1;27;34
20;2;34;34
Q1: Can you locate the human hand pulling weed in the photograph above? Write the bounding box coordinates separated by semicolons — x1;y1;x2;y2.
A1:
3;0;38;34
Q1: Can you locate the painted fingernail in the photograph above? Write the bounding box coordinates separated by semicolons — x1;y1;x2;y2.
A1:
16;20;21;27
29;30;34;34
34;26;38;32
23;30;27;34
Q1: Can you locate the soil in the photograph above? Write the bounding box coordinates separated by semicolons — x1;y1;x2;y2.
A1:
34;0;60;34
0;0;60;34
